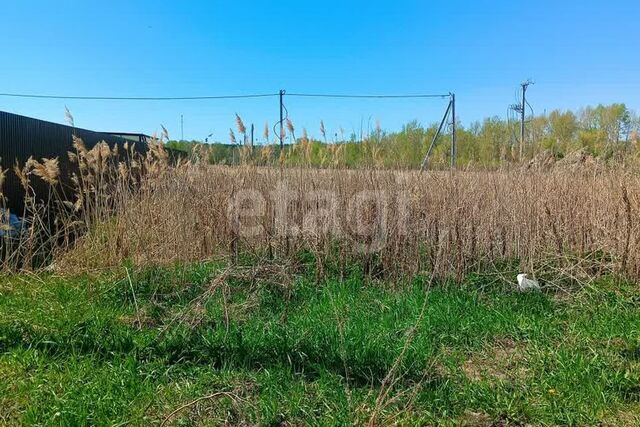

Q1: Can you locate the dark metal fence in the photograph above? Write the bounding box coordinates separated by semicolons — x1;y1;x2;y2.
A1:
0;111;149;214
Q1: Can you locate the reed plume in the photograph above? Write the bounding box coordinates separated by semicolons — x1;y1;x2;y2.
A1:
13;158;33;190
263;122;270;142
0;160;6;197
161;125;170;142
286;118;296;142
235;114;247;136
30;158;60;186
320;120;327;143
64;106;74;127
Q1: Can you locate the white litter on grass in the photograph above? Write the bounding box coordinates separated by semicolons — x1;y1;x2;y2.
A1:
516;273;541;292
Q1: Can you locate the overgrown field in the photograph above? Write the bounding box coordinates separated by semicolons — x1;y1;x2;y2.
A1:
61;163;640;283
1;262;639;425
1;142;640;425
3;141;640;281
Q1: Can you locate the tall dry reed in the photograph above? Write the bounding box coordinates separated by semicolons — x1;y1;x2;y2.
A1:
0;138;168;270
52;159;640;283
2;135;639;284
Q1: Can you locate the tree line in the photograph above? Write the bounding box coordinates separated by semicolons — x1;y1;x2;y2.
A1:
167;103;639;168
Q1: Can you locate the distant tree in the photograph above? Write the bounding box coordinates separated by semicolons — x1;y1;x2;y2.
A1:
165;103;637;168
548;110;578;143
580;104;632;151
539;110;578;155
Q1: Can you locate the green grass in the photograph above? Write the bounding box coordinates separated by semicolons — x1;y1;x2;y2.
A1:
0;263;638;426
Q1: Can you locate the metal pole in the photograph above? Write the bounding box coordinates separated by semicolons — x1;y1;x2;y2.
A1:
450;93;456;169
250;123;254;151
279;89;285;150
520;84;525;160
421;99;452;171
180;114;184;141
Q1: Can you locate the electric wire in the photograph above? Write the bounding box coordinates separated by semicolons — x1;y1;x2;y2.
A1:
0;92;280;101
286;93;449;99
2;89;452;145
0;91;450;101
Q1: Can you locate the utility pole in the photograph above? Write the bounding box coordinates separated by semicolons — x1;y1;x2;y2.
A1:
519;80;533;160
279;89;285;150
180;114;184;141
450;93;456;169
250;123;254;151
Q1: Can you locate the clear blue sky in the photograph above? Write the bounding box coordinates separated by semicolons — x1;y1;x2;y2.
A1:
1;0;638;142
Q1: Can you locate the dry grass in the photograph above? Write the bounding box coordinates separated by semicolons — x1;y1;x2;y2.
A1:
60;163;640;283
462;337;531;384
1;140;639;284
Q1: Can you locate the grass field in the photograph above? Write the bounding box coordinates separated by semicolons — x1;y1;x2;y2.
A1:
1;260;638;426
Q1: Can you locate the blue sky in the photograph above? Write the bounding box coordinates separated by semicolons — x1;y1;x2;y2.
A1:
1;0;638;142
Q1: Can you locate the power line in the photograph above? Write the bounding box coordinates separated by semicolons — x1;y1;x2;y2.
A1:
0;92;280;101
525;99;534;116
286;93;449;99
2;89;454;146
0;91;451;101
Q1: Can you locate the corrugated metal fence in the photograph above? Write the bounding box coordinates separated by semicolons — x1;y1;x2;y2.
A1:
0;111;149;214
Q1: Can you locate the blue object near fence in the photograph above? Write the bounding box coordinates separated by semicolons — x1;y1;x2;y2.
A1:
0;209;24;238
